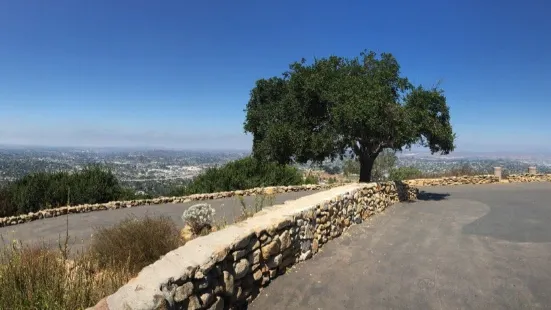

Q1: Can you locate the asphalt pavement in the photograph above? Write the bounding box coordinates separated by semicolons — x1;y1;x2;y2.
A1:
0;190;321;252
249;182;551;309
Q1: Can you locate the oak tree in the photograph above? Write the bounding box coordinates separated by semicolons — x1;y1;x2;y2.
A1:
244;51;455;182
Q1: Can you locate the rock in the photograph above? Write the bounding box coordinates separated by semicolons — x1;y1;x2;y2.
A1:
194;277;209;290
269;269;278;279
263;187;276;195
299;250;312;261
261;237;281;259
174;282;194;302
233;234;252;250
247;237;260;251
233;259;250;279
281;255;295;268
200;292;214;307
213;284;224;295
248;249;261;265
279;230;291;250
266;254;282;269
312;239;319;253
253;268;263;281
222;271;234;296
179;294;199;310
232;249;247;261
259;232;271;242
207;296;224;310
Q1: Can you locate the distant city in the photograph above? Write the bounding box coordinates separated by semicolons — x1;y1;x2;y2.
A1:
1;146;550;195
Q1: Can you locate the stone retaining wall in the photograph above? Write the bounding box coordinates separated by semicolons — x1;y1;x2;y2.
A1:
403;175;499;186
503;174;551;183
404;174;551;187
0;184;338;228
90;182;418;310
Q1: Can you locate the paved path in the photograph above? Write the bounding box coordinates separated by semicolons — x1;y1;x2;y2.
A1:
0;190;320;252
250;182;551;310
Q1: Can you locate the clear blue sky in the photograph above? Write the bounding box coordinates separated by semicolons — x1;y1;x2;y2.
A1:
1;0;550;152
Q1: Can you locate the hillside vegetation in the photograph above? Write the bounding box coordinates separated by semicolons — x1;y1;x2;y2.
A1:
0;166;130;217
0;158;311;217
174;156;308;195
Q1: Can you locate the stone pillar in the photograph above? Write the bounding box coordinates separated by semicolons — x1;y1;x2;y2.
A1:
493;167;502;180
528;166;537;174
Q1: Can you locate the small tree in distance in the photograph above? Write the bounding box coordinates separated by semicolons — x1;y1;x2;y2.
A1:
244;50;455;182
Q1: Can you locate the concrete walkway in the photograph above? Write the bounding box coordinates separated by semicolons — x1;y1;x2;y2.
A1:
0;190;320;251
250;182;551;309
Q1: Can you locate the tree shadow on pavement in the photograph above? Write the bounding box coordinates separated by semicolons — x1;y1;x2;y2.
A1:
417;191;450;201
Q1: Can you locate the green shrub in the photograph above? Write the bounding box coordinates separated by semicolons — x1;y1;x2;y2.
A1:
184;157;303;194
89;216;181;274
0;165;131;216
0;186;16;217
389;166;423;180
303;173;319;184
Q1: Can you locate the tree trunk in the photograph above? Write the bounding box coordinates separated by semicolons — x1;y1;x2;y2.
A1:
359;155;376;183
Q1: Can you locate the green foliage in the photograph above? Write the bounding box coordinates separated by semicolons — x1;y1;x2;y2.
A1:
0;166;127;217
343;159;360;177
303;173;319;184
322;165;342;175
244;50;455;182
89;216;181;274
183;157;303;194
117;187;153;200
389;166;423;180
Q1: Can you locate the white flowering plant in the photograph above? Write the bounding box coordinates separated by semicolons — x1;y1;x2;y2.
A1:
181;203;216;234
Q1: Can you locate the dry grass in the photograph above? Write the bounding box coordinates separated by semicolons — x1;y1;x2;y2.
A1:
89;216;182;274
0;215;183;309
0;242;131;310
236;193;275;222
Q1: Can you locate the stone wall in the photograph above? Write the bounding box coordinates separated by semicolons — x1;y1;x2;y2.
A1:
404;174;551;187
503;174;551;183
403;175;499;186
90;182;418;310
0;184;338;228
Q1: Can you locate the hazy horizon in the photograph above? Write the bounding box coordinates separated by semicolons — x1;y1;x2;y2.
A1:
2;142;551;158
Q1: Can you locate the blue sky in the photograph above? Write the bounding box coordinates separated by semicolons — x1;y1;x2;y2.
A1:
1;0;550;152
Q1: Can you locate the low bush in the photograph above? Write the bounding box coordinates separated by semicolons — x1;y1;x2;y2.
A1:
303;173;319;184
183;156;304;194
181;203;216;235
389;166;424;180
89;216;181;274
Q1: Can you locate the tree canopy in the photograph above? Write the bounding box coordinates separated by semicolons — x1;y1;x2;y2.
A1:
244;50;455;182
